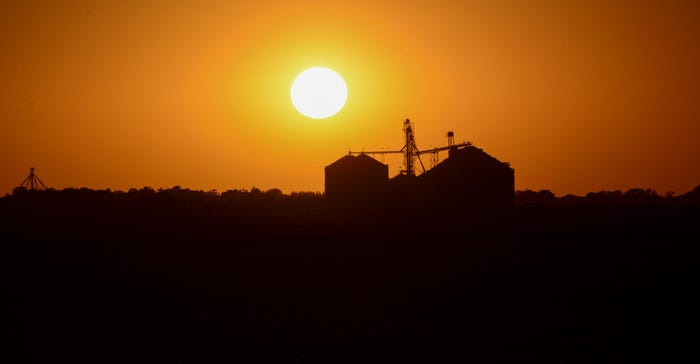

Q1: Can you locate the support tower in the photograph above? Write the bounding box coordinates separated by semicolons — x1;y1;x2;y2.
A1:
19;167;48;190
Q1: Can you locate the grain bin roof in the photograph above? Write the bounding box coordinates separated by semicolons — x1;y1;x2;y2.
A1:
325;154;387;170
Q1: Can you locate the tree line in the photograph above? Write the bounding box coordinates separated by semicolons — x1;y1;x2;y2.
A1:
2;186;324;216
515;185;700;206
2;184;698;216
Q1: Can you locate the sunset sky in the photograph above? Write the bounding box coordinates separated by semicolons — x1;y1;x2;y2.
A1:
2;0;698;196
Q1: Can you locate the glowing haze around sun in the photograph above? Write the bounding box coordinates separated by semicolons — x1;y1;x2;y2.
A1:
291;67;347;119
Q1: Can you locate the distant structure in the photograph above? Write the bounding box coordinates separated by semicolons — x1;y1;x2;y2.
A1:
325;119;515;213
325;154;388;210
19;167;48;191
347;119;473;176
419;145;515;209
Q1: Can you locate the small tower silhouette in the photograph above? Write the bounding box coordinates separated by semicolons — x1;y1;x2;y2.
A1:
20;167;48;190
447;131;455;148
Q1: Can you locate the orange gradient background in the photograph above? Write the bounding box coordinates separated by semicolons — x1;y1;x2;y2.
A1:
1;1;698;196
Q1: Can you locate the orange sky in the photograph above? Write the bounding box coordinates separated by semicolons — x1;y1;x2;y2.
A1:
1;0;699;196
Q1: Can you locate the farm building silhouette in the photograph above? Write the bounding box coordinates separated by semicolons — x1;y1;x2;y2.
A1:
324;120;515;214
325;154;389;211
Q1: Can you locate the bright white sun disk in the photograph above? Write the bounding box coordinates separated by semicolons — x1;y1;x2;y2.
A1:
291;67;347;119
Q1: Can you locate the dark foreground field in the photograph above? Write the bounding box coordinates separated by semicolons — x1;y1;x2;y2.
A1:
5;206;698;363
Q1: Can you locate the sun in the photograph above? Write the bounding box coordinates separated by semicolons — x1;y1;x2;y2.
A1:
291;67;347;119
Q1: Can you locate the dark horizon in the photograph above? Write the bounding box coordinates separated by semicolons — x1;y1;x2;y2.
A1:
5;182;700;203
7;185;698;363
9;162;700;200
7;149;698;362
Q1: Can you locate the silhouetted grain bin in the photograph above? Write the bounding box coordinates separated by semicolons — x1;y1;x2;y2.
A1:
385;173;419;210
419;145;514;210
325;154;389;211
